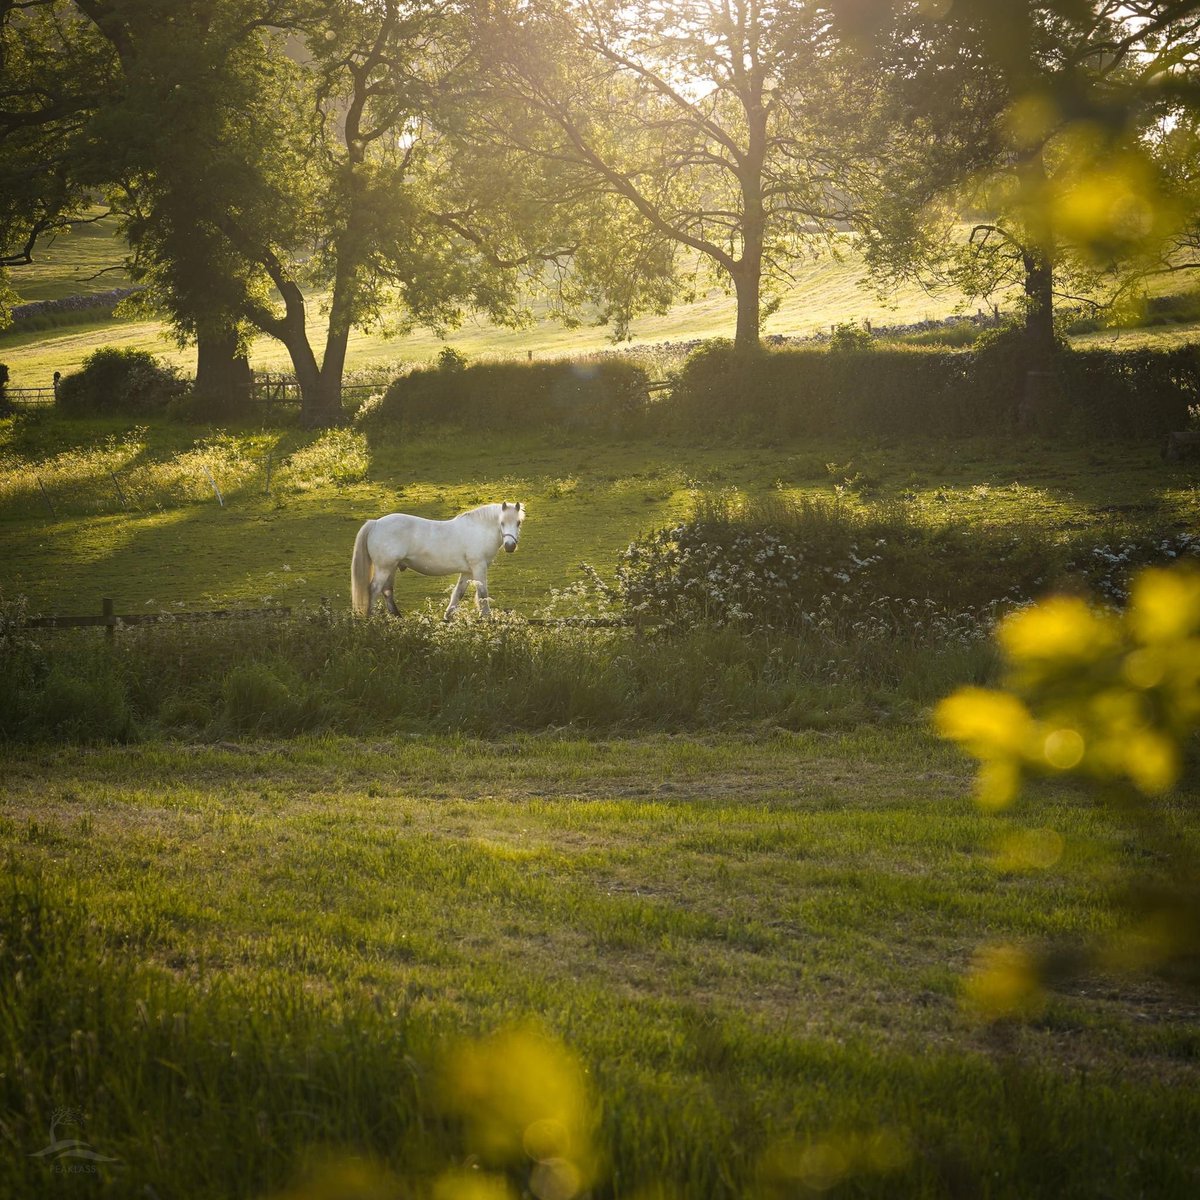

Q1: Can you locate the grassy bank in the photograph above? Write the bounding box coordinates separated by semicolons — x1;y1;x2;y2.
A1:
3;733;1198;1198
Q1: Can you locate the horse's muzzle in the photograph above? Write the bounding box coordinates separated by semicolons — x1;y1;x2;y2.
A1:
504;540;517;553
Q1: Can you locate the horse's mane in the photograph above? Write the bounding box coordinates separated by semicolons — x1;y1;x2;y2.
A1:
459;502;522;524
459;502;502;523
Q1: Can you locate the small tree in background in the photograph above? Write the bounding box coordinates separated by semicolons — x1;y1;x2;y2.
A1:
840;1;1200;387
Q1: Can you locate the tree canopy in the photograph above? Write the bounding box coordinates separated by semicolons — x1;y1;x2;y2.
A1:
3;0;1200;414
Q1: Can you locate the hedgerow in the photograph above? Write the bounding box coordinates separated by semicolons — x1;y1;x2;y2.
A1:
659;338;1199;439
363;356;652;435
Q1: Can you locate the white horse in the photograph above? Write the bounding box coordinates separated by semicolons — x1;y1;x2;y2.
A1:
351;502;525;619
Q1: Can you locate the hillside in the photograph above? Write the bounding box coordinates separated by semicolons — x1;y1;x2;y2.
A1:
4;214;1200;386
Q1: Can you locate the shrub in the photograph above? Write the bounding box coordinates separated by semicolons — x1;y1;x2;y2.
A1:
220;662;307;735
664;341;970;437
56;347;186;417
605;494;1200;632
661;337;1199;440
828;321;874;352
365;358;652;436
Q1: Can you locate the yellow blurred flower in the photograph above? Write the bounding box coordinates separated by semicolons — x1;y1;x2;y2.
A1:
933;687;1034;760
438;1026;597;1195
1041;727;1084;770
1128;567;1200;645
961;944;1046;1022
998;596;1120;677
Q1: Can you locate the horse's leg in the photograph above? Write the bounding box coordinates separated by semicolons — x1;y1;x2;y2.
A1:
472;565;491;619
371;565;398;617
444;573;470;621
382;568;401;618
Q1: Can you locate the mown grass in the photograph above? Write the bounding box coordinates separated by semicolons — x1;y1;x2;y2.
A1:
2;733;1198;1198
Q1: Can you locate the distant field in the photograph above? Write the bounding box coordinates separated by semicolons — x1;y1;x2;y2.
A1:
3;223;1005;384
3;214;132;302
7;216;1200;385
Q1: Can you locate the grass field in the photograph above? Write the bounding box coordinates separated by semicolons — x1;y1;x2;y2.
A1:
3;312;1200;1194
3;733;1198;1198
3;411;1200;619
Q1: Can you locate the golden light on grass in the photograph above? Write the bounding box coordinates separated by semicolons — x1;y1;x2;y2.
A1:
994;827;1065;872
757;1127;913;1195
431;1170;517;1200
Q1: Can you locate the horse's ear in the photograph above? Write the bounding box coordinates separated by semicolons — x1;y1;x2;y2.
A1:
502;501;508;511
516;502;522;512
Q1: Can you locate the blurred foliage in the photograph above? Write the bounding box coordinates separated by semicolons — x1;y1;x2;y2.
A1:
838;1;1200;348
937;564;1200;1003
437;1026;599;1200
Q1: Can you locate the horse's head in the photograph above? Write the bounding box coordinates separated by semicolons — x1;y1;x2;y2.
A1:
500;501;524;552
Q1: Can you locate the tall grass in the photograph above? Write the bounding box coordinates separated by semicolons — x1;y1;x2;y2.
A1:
0;602;995;744
0;422;369;517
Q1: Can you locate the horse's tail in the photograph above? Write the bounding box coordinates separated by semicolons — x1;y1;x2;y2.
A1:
350;520;374;616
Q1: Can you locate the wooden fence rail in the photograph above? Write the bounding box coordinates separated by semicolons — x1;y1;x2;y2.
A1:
4;387;56;406
24;598;292;638
21;598;644;635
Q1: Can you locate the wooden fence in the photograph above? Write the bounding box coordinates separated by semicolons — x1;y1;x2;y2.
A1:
22;598;644;635
25;598;293;638
2;379;381;413
3;386;56;406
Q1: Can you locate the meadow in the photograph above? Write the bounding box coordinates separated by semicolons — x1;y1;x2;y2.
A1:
2;396;1199;1197
3;407;1199;617
3;733;1199;1199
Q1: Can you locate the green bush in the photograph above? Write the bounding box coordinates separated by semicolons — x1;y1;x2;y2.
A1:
220;661;308;735
665;342;970;437
365;358;651;435
26;664;132;741
56;347;187;417
607;494;1200;632
662;337;1199;439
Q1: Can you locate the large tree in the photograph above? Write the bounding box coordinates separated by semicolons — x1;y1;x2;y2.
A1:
0;1;116;325
840;1;1200;369
467;0;898;350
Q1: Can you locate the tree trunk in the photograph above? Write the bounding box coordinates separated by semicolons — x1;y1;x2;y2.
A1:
194;325;251;416
733;84;767;354
733;269;762;351
1019;246;1058;432
1022;247;1056;368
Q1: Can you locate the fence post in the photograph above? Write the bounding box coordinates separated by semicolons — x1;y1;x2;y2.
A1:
102;597;115;641
36;476;56;518
203;464;225;507
110;470;129;511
